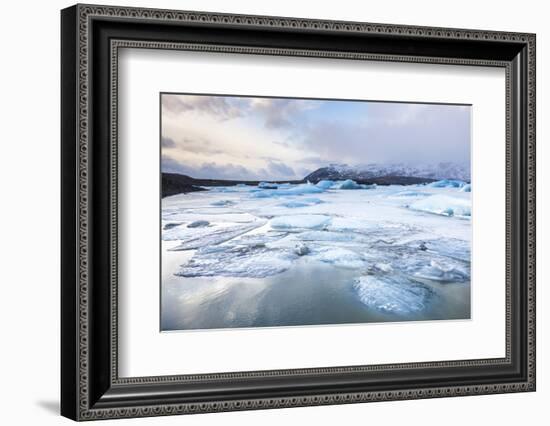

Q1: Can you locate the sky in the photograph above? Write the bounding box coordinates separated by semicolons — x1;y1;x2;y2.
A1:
161;93;471;180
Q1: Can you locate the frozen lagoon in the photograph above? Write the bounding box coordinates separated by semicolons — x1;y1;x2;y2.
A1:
161;180;471;330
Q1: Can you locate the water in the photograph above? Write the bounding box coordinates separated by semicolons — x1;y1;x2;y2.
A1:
161;183;471;331
161;247;470;331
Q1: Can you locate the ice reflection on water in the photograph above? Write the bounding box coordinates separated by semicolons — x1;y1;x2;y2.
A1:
161;182;471;331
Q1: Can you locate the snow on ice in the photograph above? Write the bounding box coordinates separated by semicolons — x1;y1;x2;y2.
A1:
409;194;471;218
270;214;332;230
162;180;471;314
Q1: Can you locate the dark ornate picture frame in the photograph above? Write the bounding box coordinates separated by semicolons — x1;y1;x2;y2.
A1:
61;4;536;421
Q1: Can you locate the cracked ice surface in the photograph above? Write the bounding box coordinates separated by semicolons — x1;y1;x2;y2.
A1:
353;275;435;314
162;181;471;326
169;221;266;250
177;244;298;278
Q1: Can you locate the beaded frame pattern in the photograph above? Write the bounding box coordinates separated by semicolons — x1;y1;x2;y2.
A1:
74;4;535;420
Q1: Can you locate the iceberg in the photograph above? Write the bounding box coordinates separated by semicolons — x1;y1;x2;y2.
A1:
460;183;471;192
429;179;467;188
353;275;435;314
284;184;324;195
316;180;335;190
337;179;363;190
258;182;279;189
270;214;332;230
409;194;471;218
251;183;324;198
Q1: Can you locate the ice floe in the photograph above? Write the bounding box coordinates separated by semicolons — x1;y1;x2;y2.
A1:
311;246;366;269
409;194;471;218
338;179;363;189
258;182;279;189
429;179;467;188
169;221;266;250
278;201;311;208
411;259;470;282
353;275;435;314
390;190;431;198
270;214;332;230
278;198;324;208
251;183;324;198
297;230;363;242
162;180;471;314
316;180;335;190
177;244;297;278
460;183;471;192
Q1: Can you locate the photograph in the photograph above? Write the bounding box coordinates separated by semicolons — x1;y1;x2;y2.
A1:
160;93;472;331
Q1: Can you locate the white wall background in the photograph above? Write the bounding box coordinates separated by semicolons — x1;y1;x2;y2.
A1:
0;0;546;424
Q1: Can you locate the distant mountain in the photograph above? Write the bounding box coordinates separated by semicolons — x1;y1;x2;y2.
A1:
162;163;469;197
304;163;470;183
161;173;303;198
162;173;207;197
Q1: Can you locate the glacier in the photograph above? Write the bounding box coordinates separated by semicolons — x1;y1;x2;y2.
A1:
162;179;471;325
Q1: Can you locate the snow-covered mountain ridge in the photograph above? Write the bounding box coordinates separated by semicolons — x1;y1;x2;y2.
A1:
304;163;470;183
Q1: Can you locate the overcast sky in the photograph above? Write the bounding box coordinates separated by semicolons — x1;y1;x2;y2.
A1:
161;93;471;180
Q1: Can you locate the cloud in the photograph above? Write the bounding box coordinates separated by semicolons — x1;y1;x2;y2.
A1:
266;161;296;179
161;137;176;148
162;155;263;180
162;94;245;120
178;136;225;155
248;98;317;129
161;94;471;180
299;103;470;166
161;155;189;175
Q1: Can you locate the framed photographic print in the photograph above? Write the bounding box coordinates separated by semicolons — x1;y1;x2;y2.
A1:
61;4;536;421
